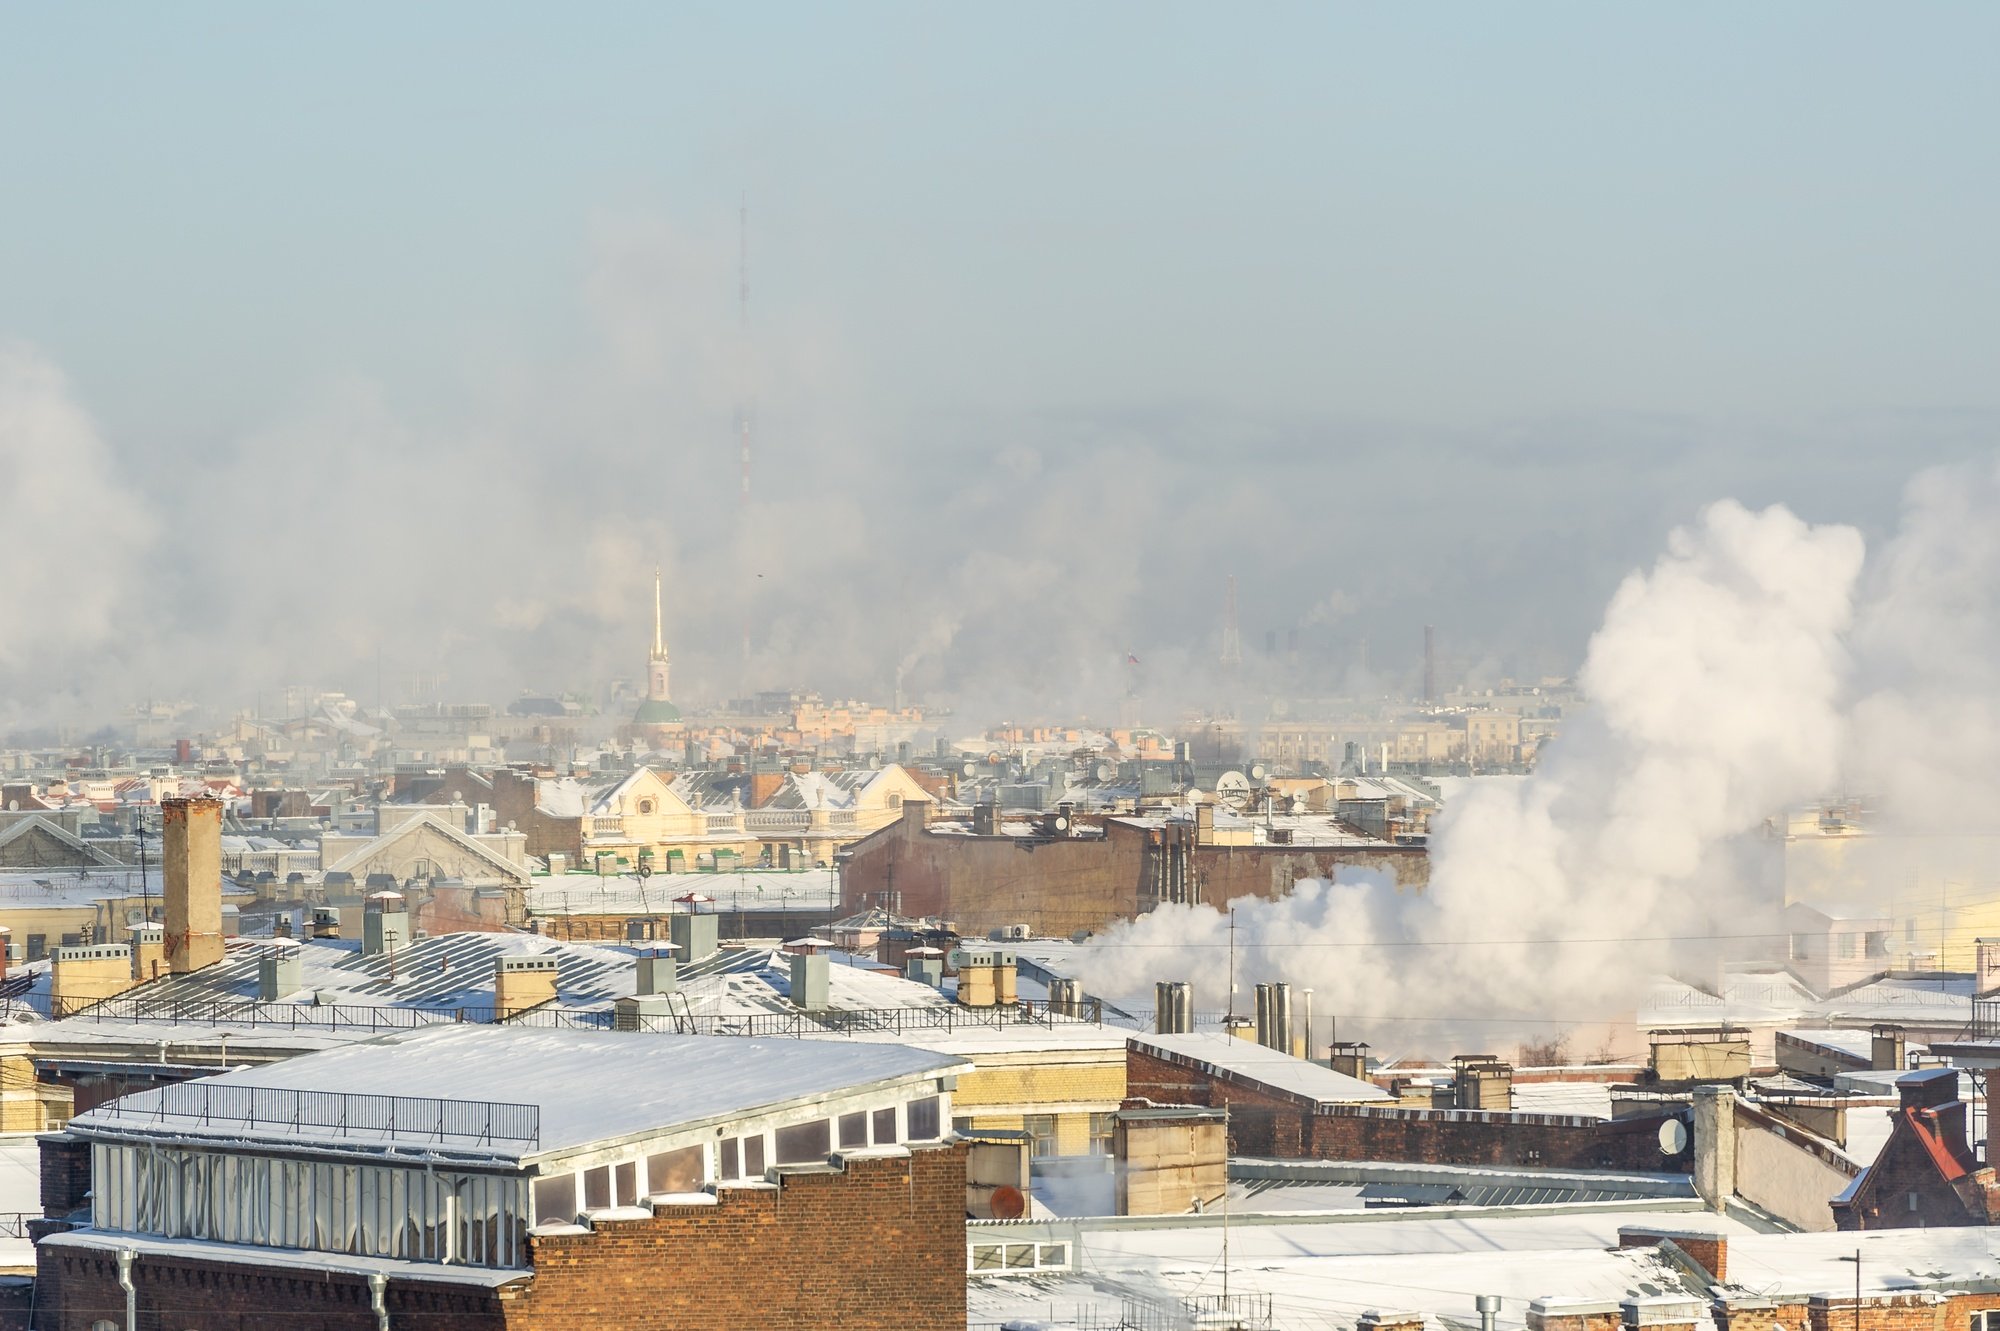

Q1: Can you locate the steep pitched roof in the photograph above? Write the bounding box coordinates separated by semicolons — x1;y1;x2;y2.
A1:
322;814;529;885
0;816;122;868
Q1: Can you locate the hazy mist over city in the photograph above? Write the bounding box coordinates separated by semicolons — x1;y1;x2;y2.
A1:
4;6;1997;732
13;12;2000;1309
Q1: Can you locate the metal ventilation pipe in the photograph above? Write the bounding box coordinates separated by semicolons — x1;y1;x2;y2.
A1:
1253;983;1272;1048
1155;981;1193;1034
369;1271;390;1331
117;1248;136;1331
1477;1293;1502;1331
1270;983;1293;1055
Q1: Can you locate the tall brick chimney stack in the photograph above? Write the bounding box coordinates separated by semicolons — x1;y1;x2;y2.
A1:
163;795;226;974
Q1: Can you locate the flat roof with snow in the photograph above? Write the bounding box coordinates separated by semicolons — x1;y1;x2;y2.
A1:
68;1024;967;1163
1130;1031;1391;1104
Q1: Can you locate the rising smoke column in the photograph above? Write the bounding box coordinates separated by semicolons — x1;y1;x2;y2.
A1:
0;343;153;725
1848;458;2000;834
1078;500;1865;1052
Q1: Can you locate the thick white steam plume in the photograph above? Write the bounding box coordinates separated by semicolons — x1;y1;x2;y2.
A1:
1079;500;1866;1056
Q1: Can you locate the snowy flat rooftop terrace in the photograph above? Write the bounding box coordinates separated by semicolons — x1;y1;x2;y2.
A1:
69;1024;967;1162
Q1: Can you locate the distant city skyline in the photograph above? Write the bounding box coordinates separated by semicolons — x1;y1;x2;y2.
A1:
2;4;1997;726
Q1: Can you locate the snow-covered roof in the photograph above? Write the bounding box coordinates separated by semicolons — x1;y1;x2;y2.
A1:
527;869;840;918
1129;1031;1390;1104
1638;970;1819;1028
1814;974;1971;1026
70;1024;968;1163
0;869;157;908
970;1214;2000;1331
535;778;588;818
968;1209;1727;1331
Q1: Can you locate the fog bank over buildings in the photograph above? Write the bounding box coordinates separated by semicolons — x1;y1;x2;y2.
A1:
5;279;1999;738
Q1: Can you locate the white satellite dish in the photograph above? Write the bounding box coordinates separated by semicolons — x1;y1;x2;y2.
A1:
1215;771;1251;795
1657;1119;1689;1156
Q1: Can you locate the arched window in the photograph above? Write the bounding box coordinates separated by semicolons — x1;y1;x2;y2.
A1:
637;798;656;815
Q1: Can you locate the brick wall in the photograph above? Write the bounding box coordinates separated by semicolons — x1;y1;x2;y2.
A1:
838;814;1427;937
1129;1045;1687;1172
38;1137;91;1219
503;1145;967;1331
35;1244;505;1331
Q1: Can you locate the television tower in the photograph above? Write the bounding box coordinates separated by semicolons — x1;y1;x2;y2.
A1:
1220;575;1243;671
736;198;754;682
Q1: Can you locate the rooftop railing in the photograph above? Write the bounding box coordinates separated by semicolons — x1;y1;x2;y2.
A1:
84;1081;541;1149
65;989;1104;1038
1971;996;2000;1040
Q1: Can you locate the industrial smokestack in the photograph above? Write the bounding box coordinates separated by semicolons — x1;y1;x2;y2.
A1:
163;795;225;974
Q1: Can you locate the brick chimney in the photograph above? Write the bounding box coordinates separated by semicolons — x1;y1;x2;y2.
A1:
495;955;559;1018
1870;1024;1906;1073
128;923;165;982
1977;937;2000;996
1453;1054;1514;1111
162;795;225;974
50;944;135;1017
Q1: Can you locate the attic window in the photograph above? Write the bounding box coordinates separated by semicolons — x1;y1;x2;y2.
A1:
638;798;656;814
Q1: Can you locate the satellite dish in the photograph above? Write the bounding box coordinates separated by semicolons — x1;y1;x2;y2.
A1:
1095;763;1114;782
1050;815;1071;834
989;1185;1026;1220
962;761;976;776
1248;763;1268;782
1658;1119;1690;1156
1216;771;1250;795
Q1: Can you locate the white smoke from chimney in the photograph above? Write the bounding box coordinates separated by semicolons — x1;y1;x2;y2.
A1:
1847;458;2000;834
0;343;153;711
1079;500;1866;1051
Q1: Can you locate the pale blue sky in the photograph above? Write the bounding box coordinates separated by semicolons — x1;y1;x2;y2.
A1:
2;4;1997;717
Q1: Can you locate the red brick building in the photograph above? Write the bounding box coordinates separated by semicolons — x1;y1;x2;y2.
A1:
840;803;1428;937
1127;1033;1692;1174
1833;1067;2000;1229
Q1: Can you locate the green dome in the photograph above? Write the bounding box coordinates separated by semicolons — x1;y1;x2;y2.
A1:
633;698;682;724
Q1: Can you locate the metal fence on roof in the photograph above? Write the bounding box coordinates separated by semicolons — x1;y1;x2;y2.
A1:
84;1080;541;1149
57;990;1103;1038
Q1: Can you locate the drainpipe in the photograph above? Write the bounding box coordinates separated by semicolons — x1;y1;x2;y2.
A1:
1477;1294;1502;1331
368;1270;389;1331
116;1248;136;1331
